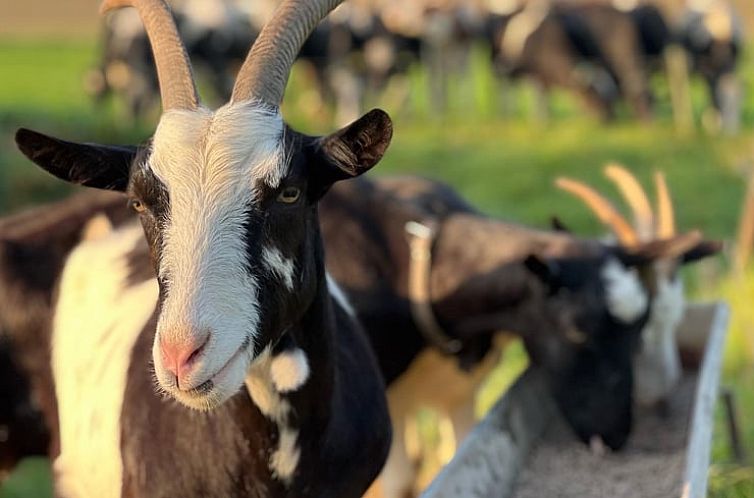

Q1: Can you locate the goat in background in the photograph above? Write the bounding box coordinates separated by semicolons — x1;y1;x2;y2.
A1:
318;169;719;497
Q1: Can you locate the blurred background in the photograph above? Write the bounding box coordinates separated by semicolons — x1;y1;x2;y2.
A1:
0;0;753;496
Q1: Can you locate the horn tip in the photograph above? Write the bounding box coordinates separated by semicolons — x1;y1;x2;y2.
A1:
99;0;131;16
603;162;626;174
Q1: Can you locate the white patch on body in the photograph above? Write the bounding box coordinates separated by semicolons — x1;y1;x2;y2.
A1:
270;348;310;393
702;3;734;42
501;1;548;64
245;349;301;485
147;103;286;408
270;427;301;483
633;276;685;406
601;258;649;324
263;246;295;290
326;273;356;317
488;0;522;16
612;0;639;12
81;213;114;241
52;223;159;498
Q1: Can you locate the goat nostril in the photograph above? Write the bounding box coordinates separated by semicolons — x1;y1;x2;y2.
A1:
160;332;210;383
186;335;209;366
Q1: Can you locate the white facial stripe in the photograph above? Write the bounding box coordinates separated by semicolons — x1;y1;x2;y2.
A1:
270;348;310;393
601;258;649;324
326;273;356;317
245;349;300;485
633;275;685;406
53;223;158;498
147;103;287;404
263;246;295;290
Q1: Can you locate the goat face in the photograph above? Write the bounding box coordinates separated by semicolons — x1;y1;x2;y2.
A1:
524;254;649;450
15;108;392;410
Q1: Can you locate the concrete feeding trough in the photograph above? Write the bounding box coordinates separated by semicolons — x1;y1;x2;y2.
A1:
422;302;729;498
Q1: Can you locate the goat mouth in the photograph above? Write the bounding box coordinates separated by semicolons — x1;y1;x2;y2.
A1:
176;338;252;399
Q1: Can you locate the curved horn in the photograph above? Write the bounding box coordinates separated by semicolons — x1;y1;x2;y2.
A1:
654;171;676;238
231;0;343;106
604;163;654;241
100;0;199;110
556;177;639;247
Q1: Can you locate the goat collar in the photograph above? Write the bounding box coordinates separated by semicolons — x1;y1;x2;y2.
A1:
405;221;463;355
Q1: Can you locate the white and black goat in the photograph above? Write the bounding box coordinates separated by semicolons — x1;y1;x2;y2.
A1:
15;0;394;496
556;164;716;407
0;171;716;496
317;173;719;497
614;0;743;131
0;191;133;475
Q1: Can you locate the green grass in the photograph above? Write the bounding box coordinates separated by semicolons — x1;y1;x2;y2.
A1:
1;37;753;496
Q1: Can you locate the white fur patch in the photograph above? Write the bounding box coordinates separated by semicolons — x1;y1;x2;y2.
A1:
270;348;310;393
245;349;300;485
703;3;734;42
612;0;639;11
326;273;356;317
270;427;301;483
147;102;286;407
263;246;295;290
601;258;649;324
52;223;159;498
633;276;685;406
501;1;548;64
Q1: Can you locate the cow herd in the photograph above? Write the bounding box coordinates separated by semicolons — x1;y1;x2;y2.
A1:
0;0;733;497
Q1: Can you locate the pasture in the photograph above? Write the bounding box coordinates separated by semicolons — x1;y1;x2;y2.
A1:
1;30;753;497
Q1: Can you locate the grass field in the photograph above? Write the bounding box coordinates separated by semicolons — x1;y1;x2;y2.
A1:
1;37;753;497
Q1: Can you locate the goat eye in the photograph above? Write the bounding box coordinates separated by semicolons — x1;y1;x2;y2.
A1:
129;199;147;213
277;187;301;204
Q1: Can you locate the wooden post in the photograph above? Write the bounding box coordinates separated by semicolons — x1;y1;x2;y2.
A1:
665;44;694;133
721;388;747;464
734;167;754;275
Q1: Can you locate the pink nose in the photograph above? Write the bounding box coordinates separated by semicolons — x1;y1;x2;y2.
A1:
160;334;208;386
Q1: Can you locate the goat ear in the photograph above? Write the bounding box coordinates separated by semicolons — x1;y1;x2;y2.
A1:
524;255;561;286
316;109;393;184
616;231;706;267
15;128;136;192
550;216;571;233
681;240;723;265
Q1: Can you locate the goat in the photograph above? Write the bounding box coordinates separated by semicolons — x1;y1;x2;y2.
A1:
554;2;654;120
677;0;743;132
488;1;625;120
15;0;394;496
318;173;719;497
556;164;716;406
0;191;133;474
614;0;743;131
86;1;260;116
0;170;717;495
